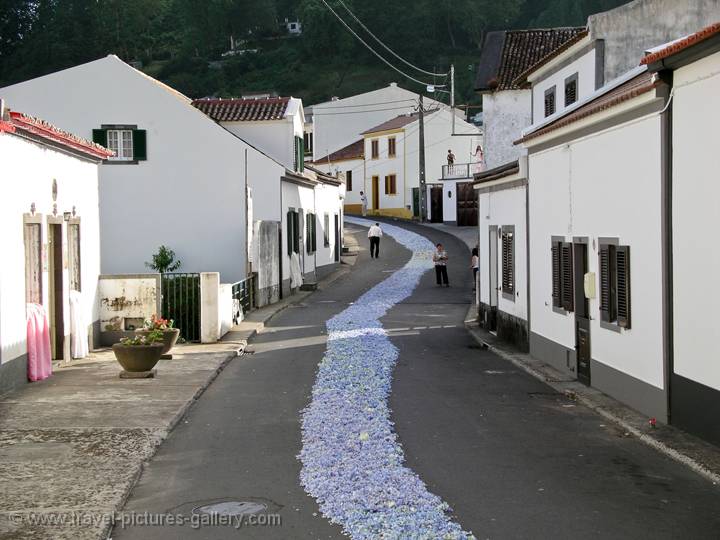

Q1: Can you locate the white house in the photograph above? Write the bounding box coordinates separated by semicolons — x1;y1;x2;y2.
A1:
0;55;286;285
312;140;364;214
642;22;720;445
518;63;671;422
355;108;480;221
0;102;111;394
311;83;443;163
192;96;305;171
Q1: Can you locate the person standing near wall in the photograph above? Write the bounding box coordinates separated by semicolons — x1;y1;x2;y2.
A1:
360;191;368;216
368;222;382;258
433;243;449;287
471;247;479;291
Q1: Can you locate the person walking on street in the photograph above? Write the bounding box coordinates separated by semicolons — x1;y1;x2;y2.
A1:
471;247;479;291
360;191;368;216
368;222;382;258
433;243;449;286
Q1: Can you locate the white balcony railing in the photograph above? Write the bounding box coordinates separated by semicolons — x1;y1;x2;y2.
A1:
442;162;486;179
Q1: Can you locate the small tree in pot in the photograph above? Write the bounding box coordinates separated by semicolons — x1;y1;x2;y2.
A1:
113;330;165;372
135;315;181;359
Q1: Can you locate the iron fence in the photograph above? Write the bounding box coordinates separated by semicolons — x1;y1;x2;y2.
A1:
231;273;257;325
161;272;201;342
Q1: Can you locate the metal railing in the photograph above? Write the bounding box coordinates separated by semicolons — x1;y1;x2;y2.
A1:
161;273;201;342
231;273;257;325
442;162;486;179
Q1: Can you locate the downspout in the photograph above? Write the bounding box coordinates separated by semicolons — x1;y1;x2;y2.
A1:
245;148;249;278
279;174;283;300
524;156;531;352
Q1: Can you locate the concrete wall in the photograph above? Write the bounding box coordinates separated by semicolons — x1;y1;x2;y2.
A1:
253;220;280;307
482;90;531;169
528;114;665;396
98;274;160;344
0;132;102;384
672;50;720;393
0;55;283;283
588;0;720;82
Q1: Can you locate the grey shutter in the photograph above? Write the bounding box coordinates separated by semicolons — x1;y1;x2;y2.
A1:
132;129;147;160
502;231;514;295
616;246;631;328
551;242;561;308
561;242;574;312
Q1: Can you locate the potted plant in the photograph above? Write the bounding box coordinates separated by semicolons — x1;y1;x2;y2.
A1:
135;314;180;358
112;330;164;372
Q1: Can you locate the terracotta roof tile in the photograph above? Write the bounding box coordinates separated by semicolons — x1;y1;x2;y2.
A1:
1;111;112;159
476;27;586;91
512;29;589;87
516;71;661;145
314;139;364;164
641;22;720;65
192;97;290;121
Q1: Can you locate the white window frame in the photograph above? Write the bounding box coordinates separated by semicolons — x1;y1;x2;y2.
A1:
107;129;134;161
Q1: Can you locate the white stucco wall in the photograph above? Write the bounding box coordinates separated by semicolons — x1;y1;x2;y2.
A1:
478;184;527;321
0;55;282;283
223;120;295;170
672;50;720;392
482;90;531;169
532;49;598;125
314;182;343;270
314;158;364;207
0;133;101;364
281;181;317;282
312;84;442;162
528;113;665;389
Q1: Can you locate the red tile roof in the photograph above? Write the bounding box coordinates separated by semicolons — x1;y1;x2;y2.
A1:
516;71;661;145
0;111;112;159
476;28;586;92
192;97;290;121
512;29;589;87
640;22;720;65
361;112;424;134
314;139;364;164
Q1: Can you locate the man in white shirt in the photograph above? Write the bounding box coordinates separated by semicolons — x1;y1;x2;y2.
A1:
359;191;368;216
367;222;383;258
432;243;449;286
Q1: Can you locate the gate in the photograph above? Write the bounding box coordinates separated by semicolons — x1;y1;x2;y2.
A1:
161;273;201;342
231;274;257;325
456;182;478;226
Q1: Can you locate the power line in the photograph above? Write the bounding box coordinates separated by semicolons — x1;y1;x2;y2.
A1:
313;98;417;110
336;0;448;78
318;0;447;89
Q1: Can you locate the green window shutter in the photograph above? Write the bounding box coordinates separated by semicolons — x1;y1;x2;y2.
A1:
287;211;294;256
133;129;147;161
306;213;313;253
293;212;300;253
92;129;107;147
311;217;317;252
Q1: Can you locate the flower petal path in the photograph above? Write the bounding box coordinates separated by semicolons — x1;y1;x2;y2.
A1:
299;217;475;540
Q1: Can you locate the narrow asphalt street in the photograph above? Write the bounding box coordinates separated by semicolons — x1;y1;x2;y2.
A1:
113;220;720;539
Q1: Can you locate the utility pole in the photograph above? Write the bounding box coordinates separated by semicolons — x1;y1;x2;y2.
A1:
450;64;455;134
418;94;426;222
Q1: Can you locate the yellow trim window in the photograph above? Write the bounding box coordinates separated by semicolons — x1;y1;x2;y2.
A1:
384;174;397;195
388;137;396;157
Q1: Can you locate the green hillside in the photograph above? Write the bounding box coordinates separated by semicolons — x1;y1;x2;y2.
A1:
0;0;628;106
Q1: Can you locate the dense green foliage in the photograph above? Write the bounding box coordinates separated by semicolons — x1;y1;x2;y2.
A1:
0;0;627;105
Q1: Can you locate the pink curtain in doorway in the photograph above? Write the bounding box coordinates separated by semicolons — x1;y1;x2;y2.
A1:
26;303;52;382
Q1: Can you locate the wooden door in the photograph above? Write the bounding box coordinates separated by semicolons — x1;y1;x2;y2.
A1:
23;223;42;303
372;176;379;210
334;214;340;262
574;243;591;385
49;223;65;360
430;186;443;223
456;182;478;226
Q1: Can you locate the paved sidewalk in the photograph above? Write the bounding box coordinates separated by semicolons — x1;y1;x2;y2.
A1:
464;308;720;486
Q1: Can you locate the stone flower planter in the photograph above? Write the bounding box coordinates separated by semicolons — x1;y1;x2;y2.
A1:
112;342;164;373
135;328;180;358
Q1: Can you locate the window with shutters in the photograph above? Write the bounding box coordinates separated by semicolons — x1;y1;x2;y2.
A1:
68;223;81;292
384;174;397;195
303;131;313;156
501;227;515;300
599;242;631;329
551;239;574;312
346;170;353;191
544;86;556;117
388;137;396;157
371;139;379;159
293;136;305;172
564;74;578;107
306;213;317;254
324;213;330;247
287;210;300;255
23;221;42;304
93;126;146;162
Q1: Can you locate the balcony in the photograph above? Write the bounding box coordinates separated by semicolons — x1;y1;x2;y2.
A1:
442;162;486;180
